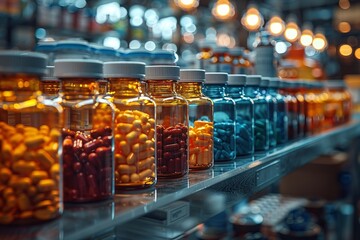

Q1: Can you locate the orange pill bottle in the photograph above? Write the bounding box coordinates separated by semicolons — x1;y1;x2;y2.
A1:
0;51;63;224
104;61;156;190
177;69;214;170
145;65;189;178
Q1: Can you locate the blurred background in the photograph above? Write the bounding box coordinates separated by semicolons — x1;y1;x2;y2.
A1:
0;0;359;78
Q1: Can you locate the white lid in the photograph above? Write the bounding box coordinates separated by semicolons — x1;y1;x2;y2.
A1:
325;80;346;89
229;47;244;56
268;77;279;88
205;72;228;84
54;59;103;78
179;69;205;82
0;51;47;76
260;77;271;87
227;74;246;85
246;75;262;86
103;61;145;79
145;65;180;81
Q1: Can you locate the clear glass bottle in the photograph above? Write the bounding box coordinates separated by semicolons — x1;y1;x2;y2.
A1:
244;75;269;152
210;46;232;73
268;78;288;145
0;51;63;224
227;74;254;156
203;72;236;161
54;59;115;202
40;66;60;100
145;66;188;178
260;77;277;148
104;61;156;190
280;80;299;140
177;69;214;170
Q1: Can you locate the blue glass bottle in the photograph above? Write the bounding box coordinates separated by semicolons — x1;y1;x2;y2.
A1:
260;77;277;148
203;72;236;162
244;75;269;152
227;74;254;156
268;78;288;145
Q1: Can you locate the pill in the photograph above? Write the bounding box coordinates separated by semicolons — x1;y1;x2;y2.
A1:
17;193;32;211
49;128;61;142
164;143;180;152
120;174;130;183
126;131;140;144
118;165;136;174
87;175;99;197
37;149;55;170
0;168;11;183
132;143;147;153
117;113;135;124
115;154;126;164
96;146;111;162
148;129;155;139
38;179;56;192
88;153;100;168
126;153;136;165
139;169;152;180
0;213;14;224
25;136;45;149
138;134;148;143
35;200;53;209
9;133;23;147
130;173;140;183
116;123;133;134
137;157;154;171
76;173;87;198
84;162;97;176
63;138;73;152
31;171;49;184
34;206;57;221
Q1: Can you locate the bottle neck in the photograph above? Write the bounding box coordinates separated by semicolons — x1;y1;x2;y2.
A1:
0;73;40;101
146;79;176;97
176;82;202;98
203;84;225;98
108;77;142;98
244;85;260;98
40;80;60;96
226;85;243;98
60;78;99;100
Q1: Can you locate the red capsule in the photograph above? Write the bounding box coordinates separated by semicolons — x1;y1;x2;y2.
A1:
63;138;74;152
76;172;87;199
83;140;99;154
62;128;76;138
157;158;163;167
175;157;182;172
102;136;112;147
63;153;74;165
157;150;163;158
160;165;168;174
179;147;186;153
181;133;187;141
75;132;91;143
88;153;100;168
157;141;162;149
163;151;172;161
85;162;97;176
104;126;112;136
164;143;180;152
65;189;78;201
168;159;175;173
73;139;83;154
156;125;164;135
164;136;176;145
179;140;186;148
96;147;112;167
90;128;105;139
73;162;82;173
79;152;88;163
87;174;99;198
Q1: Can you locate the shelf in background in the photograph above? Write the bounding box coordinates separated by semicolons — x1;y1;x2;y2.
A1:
1;120;360;239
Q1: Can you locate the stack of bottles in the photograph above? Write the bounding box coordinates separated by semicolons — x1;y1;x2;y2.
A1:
0;49;352;225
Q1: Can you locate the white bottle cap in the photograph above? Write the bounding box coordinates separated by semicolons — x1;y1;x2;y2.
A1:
246;75;262;86
145;65;180;81
0;51;47;76
204;72;228;84
268;77;279;88
42;66;59;81
227;74;246;85
179;69;205;82
260;77;271;87
54;59;103;78
103;61;145;79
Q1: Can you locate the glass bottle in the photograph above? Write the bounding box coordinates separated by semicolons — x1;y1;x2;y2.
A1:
292;81;306;138
177;69;214;170
145;65;188;178
253;30;276;77
40;66;60;100
104;61;156;190
260;77;277;148
196;40;215;71
268;78;288;144
303;81;323;136
227;74;254;156
203;72;236;161
324;80;348;127
210;46;232;73
55;59;115;202
0;51;63;224
280;80;299;140
244;75;269;152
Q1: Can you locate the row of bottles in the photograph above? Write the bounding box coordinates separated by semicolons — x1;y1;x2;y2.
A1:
36;40;178;66
0;50;352;225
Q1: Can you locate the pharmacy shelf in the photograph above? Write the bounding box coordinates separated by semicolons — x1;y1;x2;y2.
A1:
1;120;360;239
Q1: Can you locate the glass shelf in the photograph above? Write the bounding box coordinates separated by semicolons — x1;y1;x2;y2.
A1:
1;120;360;239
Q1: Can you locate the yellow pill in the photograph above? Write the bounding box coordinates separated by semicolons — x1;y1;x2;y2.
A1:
115;134;123;142
117;113;135;124
146;140;154;148
50;164;60;182
12;177;32;191
27;186;37;197
12;160;36;176
115;153;126;164
13;144;27;160
132;119;142;130
189;147;200;155
49;128;61;142
120;174;130;183
1;142;13;161
25;136;45;149
16;124;25;134
189;130;197;140
37;149;55;170
0;168;11;183
24;126;39;134
137;157;154;171
126;153;136;165
194;121;208;128
2;187;14;198
139;169;153;180
130;173;140;183
195;140;208;147
142;123;151;133
38;179;56;192
31;171;49;184
34;206;57;220
198;133;212;141
19;211;33;220
189;154;197;166
39;125;50;135
148;129;155;139
9;133;23;147
140;115;148;124
18;193;32;211
116;123;133;134
132;143;147;153
23;150;37;161
36;200;53;208
126;131;139;144
120;141;130;156
118;165;136;174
